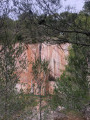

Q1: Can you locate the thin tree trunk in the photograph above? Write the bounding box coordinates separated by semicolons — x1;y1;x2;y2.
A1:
87;51;90;94
4;46;8;120
39;43;42;120
39;83;42;120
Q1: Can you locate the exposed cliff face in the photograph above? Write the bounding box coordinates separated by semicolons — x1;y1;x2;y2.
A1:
41;43;69;94
41;43;69;77
16;43;69;94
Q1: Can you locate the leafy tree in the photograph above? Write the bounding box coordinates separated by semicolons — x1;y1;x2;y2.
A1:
0;0;89;46
52;45;90;111
32;58;50;120
0;15;27;119
16;0;90;46
83;0;90;14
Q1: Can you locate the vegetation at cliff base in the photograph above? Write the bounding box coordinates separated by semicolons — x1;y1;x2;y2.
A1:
52;44;90;111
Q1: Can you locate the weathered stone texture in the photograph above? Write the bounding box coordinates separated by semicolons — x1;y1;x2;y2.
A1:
17;43;69;94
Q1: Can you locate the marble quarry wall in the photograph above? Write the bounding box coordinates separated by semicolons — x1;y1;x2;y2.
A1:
16;43;69;94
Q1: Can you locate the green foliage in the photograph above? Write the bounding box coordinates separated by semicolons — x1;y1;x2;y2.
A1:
83;1;90;14
32;58;49;76
32;58;50;120
0;17;27;119
52;45;90;111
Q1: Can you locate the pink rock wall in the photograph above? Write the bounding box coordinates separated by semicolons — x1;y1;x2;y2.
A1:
17;43;69;94
41;43;69;94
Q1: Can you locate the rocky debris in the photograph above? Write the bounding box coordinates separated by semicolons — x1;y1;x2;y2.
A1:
52;106;67;120
55;106;65;112
53;112;68;120
82;103;90;120
24;105;67;120
16;104;86;120
46;106;67;120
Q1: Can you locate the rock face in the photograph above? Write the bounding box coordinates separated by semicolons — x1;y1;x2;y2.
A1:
41;43;69;94
16;43;69;94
